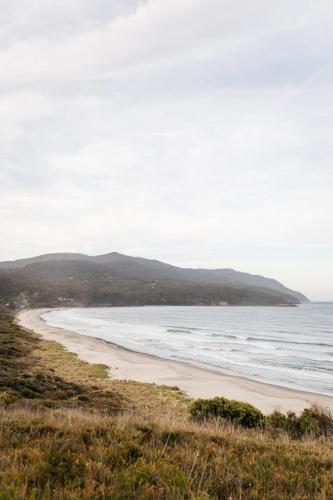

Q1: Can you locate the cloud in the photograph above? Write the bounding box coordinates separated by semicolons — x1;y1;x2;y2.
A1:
0;0;332;299
1;0;331;90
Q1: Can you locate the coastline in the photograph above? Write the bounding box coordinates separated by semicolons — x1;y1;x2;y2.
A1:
17;308;333;414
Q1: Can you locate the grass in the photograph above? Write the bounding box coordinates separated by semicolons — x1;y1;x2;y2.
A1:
2;305;333;498
32;338;189;420
0;306;189;419
35;339;110;381
2;407;333;498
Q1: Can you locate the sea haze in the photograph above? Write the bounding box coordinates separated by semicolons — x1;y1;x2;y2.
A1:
42;304;333;396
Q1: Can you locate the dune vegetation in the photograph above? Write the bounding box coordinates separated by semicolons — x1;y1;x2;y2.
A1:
1;305;333;499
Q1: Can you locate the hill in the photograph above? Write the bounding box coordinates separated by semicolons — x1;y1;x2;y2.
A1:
0;251;308;308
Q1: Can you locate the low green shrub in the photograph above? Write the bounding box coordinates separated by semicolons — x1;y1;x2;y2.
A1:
189;396;265;428
267;406;333;438
42;448;86;487
190;397;333;438
299;406;333;437
106;443;143;468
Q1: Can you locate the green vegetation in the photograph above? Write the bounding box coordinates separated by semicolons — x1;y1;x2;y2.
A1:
190;396;333;439
0;305;124;413
267;407;333;439
0;256;301;309
190;397;266;428
2;306;333;498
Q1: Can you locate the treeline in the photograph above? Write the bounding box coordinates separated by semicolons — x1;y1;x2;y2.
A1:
0;268;296;309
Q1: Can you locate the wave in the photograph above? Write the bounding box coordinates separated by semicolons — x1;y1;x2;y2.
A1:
166;328;194;334
247;337;333;348
210;333;333;349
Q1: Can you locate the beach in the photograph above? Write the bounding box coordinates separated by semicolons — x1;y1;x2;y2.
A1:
18;308;333;414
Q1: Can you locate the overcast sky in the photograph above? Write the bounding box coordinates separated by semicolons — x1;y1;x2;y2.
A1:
1;0;332;300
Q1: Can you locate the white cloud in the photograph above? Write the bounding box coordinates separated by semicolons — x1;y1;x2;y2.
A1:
1;0;331;90
0;0;332;299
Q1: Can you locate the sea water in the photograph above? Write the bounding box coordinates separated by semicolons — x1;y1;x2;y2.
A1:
42;303;333;396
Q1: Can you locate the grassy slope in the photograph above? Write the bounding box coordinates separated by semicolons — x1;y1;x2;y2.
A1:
1;307;333;498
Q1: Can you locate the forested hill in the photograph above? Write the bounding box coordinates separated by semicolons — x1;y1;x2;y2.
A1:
0;252;308;308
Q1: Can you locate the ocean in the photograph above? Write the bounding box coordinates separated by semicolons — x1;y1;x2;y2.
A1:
42;303;333;396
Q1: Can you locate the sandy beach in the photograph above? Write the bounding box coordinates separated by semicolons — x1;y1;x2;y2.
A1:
17;308;333;414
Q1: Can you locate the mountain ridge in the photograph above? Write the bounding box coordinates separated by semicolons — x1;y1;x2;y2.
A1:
0;251;308;305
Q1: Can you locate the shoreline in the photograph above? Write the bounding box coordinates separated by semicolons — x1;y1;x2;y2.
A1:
17;308;333;414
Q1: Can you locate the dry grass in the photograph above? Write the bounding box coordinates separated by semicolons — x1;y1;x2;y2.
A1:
31;334;190;420
34;339;110;382
2;406;333;499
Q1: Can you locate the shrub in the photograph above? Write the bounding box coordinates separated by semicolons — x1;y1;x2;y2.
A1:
266;410;298;436
106;443;143;468
267;406;333;438
189;396;265;428
42;448;86;487
299;406;333;437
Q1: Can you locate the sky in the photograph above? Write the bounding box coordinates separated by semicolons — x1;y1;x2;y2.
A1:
0;0;332;300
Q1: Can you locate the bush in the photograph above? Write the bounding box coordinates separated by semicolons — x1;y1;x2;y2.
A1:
266;410;301;438
189;396;265;428
42;448;86;487
299;406;333;437
267;406;333;438
190;398;333;436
